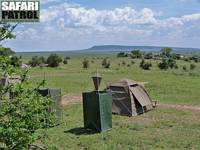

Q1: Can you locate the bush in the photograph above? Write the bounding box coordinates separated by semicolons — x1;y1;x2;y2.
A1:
160;47;172;57
140;59;145;68
117;52;128;57
0;55;56;149
168;58;176;69
190;64;196;70
63;59;68;64
63;56;70;65
174;64;179;69
131;60;135;64
46;54;62;67
82;58;89;69
28;56;46;67
182;65;187;71
158;59;169;70
131;50;142;59
144;53;153;59
122;61;126;66
140;59;152;70
10;56;22;67
0;46;15;56
102;58;111;68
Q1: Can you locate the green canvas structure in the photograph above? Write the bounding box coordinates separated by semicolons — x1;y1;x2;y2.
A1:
82;91;112;132
106;78;153;116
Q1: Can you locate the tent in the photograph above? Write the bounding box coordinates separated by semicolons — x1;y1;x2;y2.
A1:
106;78;154;116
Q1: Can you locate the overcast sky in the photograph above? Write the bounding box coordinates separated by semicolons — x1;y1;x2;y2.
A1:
4;0;200;52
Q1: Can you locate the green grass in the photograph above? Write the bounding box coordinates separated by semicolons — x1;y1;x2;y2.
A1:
40;104;200;150
3;52;200;149
26;54;200;105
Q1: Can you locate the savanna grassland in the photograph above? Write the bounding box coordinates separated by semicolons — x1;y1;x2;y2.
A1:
20;51;200;150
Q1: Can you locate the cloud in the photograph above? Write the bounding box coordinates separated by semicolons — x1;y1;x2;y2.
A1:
7;2;200;51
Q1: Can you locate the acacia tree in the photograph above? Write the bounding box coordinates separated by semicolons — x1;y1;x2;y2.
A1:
0;23;56;149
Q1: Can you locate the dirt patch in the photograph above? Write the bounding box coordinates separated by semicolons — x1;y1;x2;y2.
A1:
61;93;82;107
61;93;200;113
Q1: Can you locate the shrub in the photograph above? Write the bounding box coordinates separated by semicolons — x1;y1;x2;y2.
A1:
82;58;89;69
140;59;152;70
140;59;145;68
131;50;142;59
190;64;196;70
63;59;68;64
10;56;22;67
102;58;111;68
0;55;56;149
46;54;62;67
160;47;172;58
28;56;40;67
28;56;46;67
168;58;176;69
174;64;179;69
158;59;169;70
0;46;15;56
182;65;187;71
117;52;128;57
190;55;200;63
122;61;126;66
63;56;70;65
144;53;153;59
131;60;135;64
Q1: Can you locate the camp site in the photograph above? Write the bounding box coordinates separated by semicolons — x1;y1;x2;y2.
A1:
1;0;200;150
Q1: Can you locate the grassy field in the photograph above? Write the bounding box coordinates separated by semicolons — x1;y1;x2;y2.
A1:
26;53;200;105
17;52;200;150
41;104;200;150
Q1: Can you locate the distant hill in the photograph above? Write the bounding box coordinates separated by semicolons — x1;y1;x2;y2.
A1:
84;45;200;52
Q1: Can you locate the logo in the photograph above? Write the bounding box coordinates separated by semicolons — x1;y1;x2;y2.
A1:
0;0;40;22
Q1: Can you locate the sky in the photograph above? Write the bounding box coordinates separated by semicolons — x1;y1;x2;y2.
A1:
4;0;200;52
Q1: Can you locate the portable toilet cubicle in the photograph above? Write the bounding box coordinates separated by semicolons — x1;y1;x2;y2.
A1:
82;73;112;132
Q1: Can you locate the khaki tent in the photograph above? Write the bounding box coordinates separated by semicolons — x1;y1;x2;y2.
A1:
106;78;154;116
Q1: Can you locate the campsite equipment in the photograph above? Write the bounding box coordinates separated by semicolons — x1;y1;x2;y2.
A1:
92;72;102;91
82;73;112;132
106;78;154;116
38;88;62;123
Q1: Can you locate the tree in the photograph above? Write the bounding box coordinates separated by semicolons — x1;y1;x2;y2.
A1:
10;55;22;67
0;23;18;43
46;54;62;67
160;47;172;58
0;65;56;149
158;48;177;70
28;56;45;67
0;46;15;56
0;24;56;149
131;50;142;59
82;58;89;69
